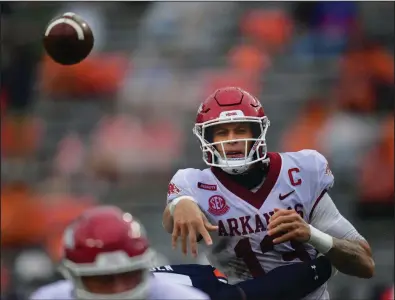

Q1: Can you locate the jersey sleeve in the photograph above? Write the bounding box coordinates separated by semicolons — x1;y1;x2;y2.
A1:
310;193;365;241
306;151;334;217
167;169;197;204
313;151;335;195
300;150;334;220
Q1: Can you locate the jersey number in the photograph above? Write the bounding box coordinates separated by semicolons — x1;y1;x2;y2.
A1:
234;235;311;277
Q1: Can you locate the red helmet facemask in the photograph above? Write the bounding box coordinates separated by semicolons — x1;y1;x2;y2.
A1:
58;206;156;300
193;87;270;174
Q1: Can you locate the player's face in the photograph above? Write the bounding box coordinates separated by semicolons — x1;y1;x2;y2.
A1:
80;270;143;294
212;122;253;158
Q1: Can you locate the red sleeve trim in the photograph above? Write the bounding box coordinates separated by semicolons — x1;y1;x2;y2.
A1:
309;189;327;221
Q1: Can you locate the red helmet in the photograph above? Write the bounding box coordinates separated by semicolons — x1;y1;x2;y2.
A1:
193;87;270;174
59;206;155;299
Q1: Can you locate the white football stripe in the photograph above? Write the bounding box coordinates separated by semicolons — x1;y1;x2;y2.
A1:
45;18;84;40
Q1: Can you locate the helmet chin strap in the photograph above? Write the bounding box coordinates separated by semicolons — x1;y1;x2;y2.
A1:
218;157;253;175
218;154;270;175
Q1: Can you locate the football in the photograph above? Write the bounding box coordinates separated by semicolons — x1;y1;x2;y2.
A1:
43;12;94;65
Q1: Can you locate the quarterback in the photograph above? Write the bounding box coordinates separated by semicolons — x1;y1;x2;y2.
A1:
162;87;374;298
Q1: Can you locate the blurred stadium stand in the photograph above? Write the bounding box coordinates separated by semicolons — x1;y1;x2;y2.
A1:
1;2;393;300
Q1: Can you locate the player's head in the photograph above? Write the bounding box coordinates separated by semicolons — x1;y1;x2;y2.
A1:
193;87;270;174
58;206;155;300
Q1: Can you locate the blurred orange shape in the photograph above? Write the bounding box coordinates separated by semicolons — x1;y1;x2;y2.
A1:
280;99;330;153
39;53;130;97
1;184;48;246
240;9;293;51
358;116;394;202
228;44;270;74
1;116;45;158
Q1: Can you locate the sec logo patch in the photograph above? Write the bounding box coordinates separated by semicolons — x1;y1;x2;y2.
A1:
208;195;230;216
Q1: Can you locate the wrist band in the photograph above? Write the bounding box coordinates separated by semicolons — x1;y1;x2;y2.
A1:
308;225;334;254
168;196;195;216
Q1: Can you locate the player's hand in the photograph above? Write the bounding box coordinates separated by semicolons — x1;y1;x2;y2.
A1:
172;199;218;257
267;208;311;244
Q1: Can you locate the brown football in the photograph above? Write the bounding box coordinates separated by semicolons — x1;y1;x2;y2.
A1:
43;12;94;65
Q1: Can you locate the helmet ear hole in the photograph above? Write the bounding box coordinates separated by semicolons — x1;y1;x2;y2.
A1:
205;127;214;143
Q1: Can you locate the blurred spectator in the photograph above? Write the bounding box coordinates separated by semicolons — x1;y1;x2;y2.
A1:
357;115;394;219
240;9;293;54
119;2;238;113
319;110;380;171
1;176;95;258
138;2;237;60
202;69;261;100
292;2;358;57
280;94;381;172
89;114;183;179
1;3;46;171
39;53;128;98
201;42;269;99
1;116;45;159
228;44;270;74
282;31;393;173
335;37;394;114
280;97;332;154
119;63;203;114
1;180;46;247
53;133;86;177
1;3;42;114
37;177;95;261
2;44;39;113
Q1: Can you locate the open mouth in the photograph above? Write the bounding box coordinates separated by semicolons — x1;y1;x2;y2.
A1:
225;151;244;158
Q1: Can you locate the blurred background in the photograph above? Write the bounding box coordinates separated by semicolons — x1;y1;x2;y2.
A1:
1;1;393;300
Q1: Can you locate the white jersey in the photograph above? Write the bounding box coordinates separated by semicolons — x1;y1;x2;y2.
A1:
30;276;210;300
167;150;335;299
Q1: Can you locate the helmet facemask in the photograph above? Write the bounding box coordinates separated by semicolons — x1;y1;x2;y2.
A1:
193;116;270;174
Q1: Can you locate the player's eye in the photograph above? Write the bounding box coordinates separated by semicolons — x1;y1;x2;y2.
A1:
235;126;250;135
214;130;227;136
